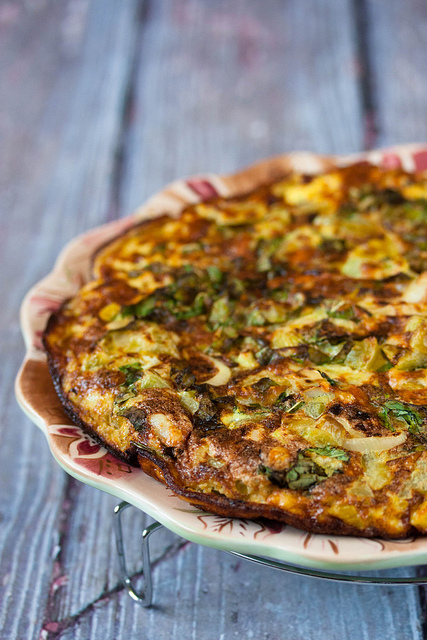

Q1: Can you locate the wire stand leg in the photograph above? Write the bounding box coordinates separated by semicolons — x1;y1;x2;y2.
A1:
114;502;427;606
114;501;163;606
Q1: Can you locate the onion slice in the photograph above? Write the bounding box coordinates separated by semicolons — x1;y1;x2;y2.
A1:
333;414;363;438
203;355;231;386
344;433;406;453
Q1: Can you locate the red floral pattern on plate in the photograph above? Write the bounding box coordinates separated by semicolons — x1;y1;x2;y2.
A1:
381;152;402;170
186;178;218;199
51;426;133;479
413;150;427;172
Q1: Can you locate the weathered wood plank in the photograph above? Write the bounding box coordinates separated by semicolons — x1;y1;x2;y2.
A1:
0;1;143;638
365;0;427;147
120;0;363;216
52;534;422;640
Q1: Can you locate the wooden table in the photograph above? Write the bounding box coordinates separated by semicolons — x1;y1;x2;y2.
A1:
2;1;427;637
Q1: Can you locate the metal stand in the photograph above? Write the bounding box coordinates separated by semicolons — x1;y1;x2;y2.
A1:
114;502;163;605
113;501;427;607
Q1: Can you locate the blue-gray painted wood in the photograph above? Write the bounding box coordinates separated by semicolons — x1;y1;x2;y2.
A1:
0;1;426;638
120;0;363;216
366;0;427;148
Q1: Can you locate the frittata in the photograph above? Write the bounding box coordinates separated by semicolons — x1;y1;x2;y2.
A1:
44;162;427;538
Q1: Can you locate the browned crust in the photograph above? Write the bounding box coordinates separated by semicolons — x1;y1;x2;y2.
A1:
135;450;415;539
42;324;419;539
40;158;427;539
43;315;416;539
43;328;139;466
219;154;336;196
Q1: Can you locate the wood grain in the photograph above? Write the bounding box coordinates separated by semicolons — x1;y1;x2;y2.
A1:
120;0;363;216
0;1;145;638
2;0;427;638
366;0;427;148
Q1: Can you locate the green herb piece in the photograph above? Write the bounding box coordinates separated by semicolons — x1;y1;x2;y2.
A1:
285;453;328;491
275;393;305;414
118;304;137;318
259;446;347;492
228;278;246;298
275;392;290;405
318;370;338;386
209;295;230;326
377;361;393;373
247;307;265;326
194;395;217;422
223;406;271;428
134;296;157;318
382;400;423;434
250;377;277;393
378;406;395;431
255;346;275;366
130;441;154;454
114;390;136;405
119;362;143;386
306;445;350;462
328;304;358;322
258;464;287;488
174;292;207;320
291;355;306;365
171;366;197;389
271;289;288;303
119;295;157;319
286;400;305;414
256;237;282;272
207;265;223;284
121;407;147;431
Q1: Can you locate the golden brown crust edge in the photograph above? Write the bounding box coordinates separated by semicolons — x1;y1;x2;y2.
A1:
136;450;416;539
40;158;427;540
42;322;417;540
43;316;139;466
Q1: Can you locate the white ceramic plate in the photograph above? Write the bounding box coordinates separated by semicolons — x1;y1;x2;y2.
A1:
16;144;427;571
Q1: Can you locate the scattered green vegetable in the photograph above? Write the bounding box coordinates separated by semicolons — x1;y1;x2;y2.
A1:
207;265;223;284
119;362;143;386
285;453;328;491
250;377;277;392
306;445;350;462
380;400;423;434
275;393;305;414
121;407;147;431
318;371;338;386
259;445;349;492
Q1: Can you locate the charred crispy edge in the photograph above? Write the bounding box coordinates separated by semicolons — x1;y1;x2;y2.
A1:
136;451;415;540
42;318;139;467
43;313;417;539
40;156;424;538
43;307;418;539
